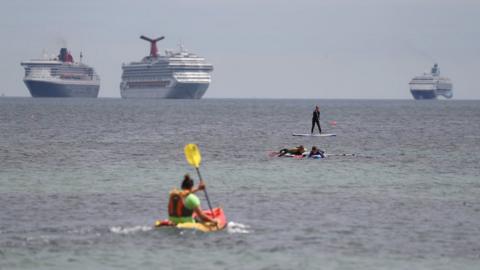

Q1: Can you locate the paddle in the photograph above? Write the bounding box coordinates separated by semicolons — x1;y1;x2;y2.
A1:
184;144;216;226
324;153;356;157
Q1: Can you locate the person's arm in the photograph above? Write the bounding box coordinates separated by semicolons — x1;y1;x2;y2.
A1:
190;181;206;193
188;183;217;224
193;206;218;224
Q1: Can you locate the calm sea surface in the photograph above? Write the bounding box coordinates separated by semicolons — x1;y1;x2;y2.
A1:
1;98;479;269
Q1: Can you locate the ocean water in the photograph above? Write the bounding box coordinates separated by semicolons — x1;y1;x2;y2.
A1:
0;98;479;269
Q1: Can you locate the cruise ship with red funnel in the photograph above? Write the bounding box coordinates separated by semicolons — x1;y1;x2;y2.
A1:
21;48;100;98
120;35;213;99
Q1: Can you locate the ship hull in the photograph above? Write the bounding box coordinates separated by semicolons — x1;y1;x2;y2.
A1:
24;80;99;98
410;90;437;100
120;82;209;99
436;89;453;99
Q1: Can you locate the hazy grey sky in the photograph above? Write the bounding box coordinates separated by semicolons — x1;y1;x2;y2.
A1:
1;0;479;99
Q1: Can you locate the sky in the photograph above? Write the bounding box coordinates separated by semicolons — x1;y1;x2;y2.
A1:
1;0;479;99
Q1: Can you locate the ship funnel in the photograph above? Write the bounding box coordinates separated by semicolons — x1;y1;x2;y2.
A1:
140;35;165;57
58;48;74;63
431;63;439;76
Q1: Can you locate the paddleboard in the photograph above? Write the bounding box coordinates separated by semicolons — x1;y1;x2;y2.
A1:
154;207;227;232
270;151;355;158
269;152;326;159
269;151;305;158
292;133;336;137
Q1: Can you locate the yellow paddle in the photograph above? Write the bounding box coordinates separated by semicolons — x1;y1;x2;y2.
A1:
184;144;216;224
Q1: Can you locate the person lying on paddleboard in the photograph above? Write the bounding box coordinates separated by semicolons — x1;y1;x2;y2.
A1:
278;145;306;157
311;105;322;134
167;174;218;225
308;146;325;158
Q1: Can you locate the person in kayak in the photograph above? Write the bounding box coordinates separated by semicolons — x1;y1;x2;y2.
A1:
308;146;325;158
278;145;306;157
168;174;218;225
311;105;322;134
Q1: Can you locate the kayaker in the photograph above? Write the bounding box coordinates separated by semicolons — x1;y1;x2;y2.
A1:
278;145;306;157
308;146;325;158
311;105;322;134
167;174;218;225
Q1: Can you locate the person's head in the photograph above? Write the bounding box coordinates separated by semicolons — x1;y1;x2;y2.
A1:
311;146;317;152
181;174;194;190
315;105;320;111
298;145;305;151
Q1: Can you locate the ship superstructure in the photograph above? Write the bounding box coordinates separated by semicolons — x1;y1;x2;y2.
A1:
120;35;213;99
21;48;100;98
409;64;452;100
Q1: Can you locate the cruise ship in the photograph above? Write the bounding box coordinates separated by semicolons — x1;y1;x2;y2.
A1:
120;36;213;99
409;63;452;100
21;48;100;98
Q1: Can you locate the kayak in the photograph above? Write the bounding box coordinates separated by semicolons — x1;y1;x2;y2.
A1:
154;207;227;232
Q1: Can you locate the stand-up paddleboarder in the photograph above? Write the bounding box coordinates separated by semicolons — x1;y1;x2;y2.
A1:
311;105;322;134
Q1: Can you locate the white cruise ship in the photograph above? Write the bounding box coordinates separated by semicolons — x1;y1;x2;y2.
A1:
21;48;100;98
120;36;213;99
409;63;453;100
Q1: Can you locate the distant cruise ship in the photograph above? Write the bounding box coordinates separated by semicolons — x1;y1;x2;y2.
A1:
21;48;100;97
409;63;452;100
120;36;213;99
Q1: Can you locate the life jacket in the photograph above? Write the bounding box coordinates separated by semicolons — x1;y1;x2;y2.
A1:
168;189;193;218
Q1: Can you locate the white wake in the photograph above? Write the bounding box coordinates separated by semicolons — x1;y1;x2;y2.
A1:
226;221;251;234
110;226;153;235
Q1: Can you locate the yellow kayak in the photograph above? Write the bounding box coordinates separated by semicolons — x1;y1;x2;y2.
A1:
155;207;227;233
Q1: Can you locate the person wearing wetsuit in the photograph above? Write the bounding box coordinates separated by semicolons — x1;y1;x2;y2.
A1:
311;105;322;134
308;146;325;158
278;145;306;157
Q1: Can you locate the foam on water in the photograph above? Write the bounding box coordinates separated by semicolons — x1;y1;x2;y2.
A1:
227;221;251;234
110;226;153;235
109;223;251;234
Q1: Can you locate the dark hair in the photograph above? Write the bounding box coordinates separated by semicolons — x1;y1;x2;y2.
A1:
181;174;194;190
